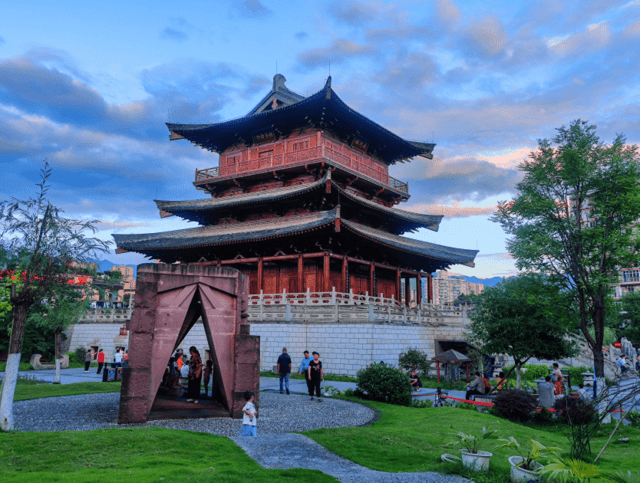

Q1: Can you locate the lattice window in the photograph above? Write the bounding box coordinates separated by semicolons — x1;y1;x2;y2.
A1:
292;140;309;151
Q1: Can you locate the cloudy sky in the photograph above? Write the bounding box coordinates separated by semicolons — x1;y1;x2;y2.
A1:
1;0;639;278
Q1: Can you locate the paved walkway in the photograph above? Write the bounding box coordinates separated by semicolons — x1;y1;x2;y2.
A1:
234;433;470;483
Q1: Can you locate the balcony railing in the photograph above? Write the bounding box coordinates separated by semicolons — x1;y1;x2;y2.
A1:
194;145;409;194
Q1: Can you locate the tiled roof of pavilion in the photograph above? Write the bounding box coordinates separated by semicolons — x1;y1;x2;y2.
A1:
154;170;442;233
113;208;476;269
167;76;435;165
341;220;477;268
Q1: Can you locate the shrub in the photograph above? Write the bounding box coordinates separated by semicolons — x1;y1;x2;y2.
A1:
456;402;477;411
356;362;412;406
411;399;433;408
529;408;556;426
342;388;355;398
553;397;598;426
627;411;640;430
399;348;431;375
567;366;590;386
74;347;87;364
494;389;537;422
503;363;548;381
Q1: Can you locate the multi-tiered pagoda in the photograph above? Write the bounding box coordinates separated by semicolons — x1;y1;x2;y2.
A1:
114;75;477;305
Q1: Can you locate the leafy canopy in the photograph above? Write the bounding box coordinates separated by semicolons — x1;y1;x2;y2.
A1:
468;273;578;364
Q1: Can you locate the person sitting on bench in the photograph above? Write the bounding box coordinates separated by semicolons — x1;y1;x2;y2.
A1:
409;370;422;392
616;355;629;375
465;372;485;401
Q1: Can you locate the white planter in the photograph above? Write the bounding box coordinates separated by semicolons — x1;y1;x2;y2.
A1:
509;456;542;483
459;449;493;471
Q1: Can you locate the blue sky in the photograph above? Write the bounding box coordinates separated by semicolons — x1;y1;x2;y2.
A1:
1;0;639;278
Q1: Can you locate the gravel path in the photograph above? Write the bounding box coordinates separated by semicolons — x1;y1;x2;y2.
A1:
234;433;471;483
13;391;375;436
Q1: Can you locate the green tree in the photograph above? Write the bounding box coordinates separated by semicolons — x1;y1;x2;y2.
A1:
398;349;431;375
616;291;640;344
468;273;578;389
0;162;109;430
494;120;640;379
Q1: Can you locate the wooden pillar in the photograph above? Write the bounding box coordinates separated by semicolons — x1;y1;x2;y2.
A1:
323;252;330;292
404;276;410;306
396;269;401;302
417;273;422;307
258;258;264;293
342;257;347;293
298;255;304;293
427;273;433;304
369;263;375;297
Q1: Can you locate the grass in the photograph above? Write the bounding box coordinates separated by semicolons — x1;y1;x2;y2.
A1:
260;371;357;383
302;396;640;482
0;362;32;372
13;380;122;401
0;427;337;482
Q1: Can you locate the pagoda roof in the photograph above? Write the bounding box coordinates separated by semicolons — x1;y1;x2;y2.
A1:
113;208;476;269
167;76;435;165
154;170;442;233
341;220;477;268
431;349;472;362
246;74;306;116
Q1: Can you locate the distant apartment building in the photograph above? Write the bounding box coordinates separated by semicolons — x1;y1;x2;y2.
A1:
111;265;136;304
422;270;484;305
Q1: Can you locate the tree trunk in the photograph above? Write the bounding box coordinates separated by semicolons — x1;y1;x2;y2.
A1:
54;327;62;383
516;363;522;390
592;305;606;379
1;303;29;430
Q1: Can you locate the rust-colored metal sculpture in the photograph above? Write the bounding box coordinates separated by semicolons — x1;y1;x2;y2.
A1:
118;263;259;424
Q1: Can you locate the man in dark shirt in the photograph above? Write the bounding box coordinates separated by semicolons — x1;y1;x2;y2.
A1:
277;347;292;395
308;351;324;402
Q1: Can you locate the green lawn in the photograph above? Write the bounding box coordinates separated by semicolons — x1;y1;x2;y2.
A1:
0;427;337;483
303;397;640;482
13;381;122;401
0;362;32;372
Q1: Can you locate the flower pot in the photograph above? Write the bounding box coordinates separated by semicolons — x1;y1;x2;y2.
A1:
509;456;542;483
459;449;493;471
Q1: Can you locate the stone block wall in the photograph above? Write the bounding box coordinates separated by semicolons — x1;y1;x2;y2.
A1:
67;321;466;377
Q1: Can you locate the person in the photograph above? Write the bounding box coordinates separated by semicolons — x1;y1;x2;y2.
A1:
181;359;190;379
277;347;292;395
186;346;203;403
123;350;128;361
114;348;123;368
636;354;640;372
96;349;105;374
616;355;629;374
84;349;92;372
308;351;324;402
465;372;485;401
203;360;213;398
409;370;422;391
298;350;313;397
552;363;564;395
496;371;507;390
176;353;184;372
538;376;555;408
241;391;258;437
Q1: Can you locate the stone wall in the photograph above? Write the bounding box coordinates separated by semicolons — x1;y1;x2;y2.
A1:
67;321;466;376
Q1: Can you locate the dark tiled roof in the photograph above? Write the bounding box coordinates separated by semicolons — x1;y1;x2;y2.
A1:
341;220;477;267
246;74;306;116
154;170;442;233
155;172;330;224
432;349;472;362
114;209;338;251
333;184;442;233
167;77;435;165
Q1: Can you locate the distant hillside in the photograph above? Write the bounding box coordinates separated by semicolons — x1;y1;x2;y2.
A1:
89;259;139;279
465;275;515;287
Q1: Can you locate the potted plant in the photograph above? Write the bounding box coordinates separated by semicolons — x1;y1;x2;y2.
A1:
499;437;559;482
448;427;498;471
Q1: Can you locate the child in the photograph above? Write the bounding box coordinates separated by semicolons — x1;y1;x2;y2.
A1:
203;360;213;397
241;391;258;437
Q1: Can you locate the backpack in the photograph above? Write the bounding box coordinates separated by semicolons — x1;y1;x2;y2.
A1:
483;377;491;389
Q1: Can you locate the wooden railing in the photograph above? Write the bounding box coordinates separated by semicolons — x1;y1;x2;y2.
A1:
194;145;409;194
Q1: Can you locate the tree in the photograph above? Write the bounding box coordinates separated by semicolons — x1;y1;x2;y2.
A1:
468;273;578;389
398;349;431;375
28;284;91;383
494;120;640;379
0;162;109;430
616;291;640;344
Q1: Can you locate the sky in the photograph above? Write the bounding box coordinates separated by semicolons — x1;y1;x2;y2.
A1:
1;0;639;278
